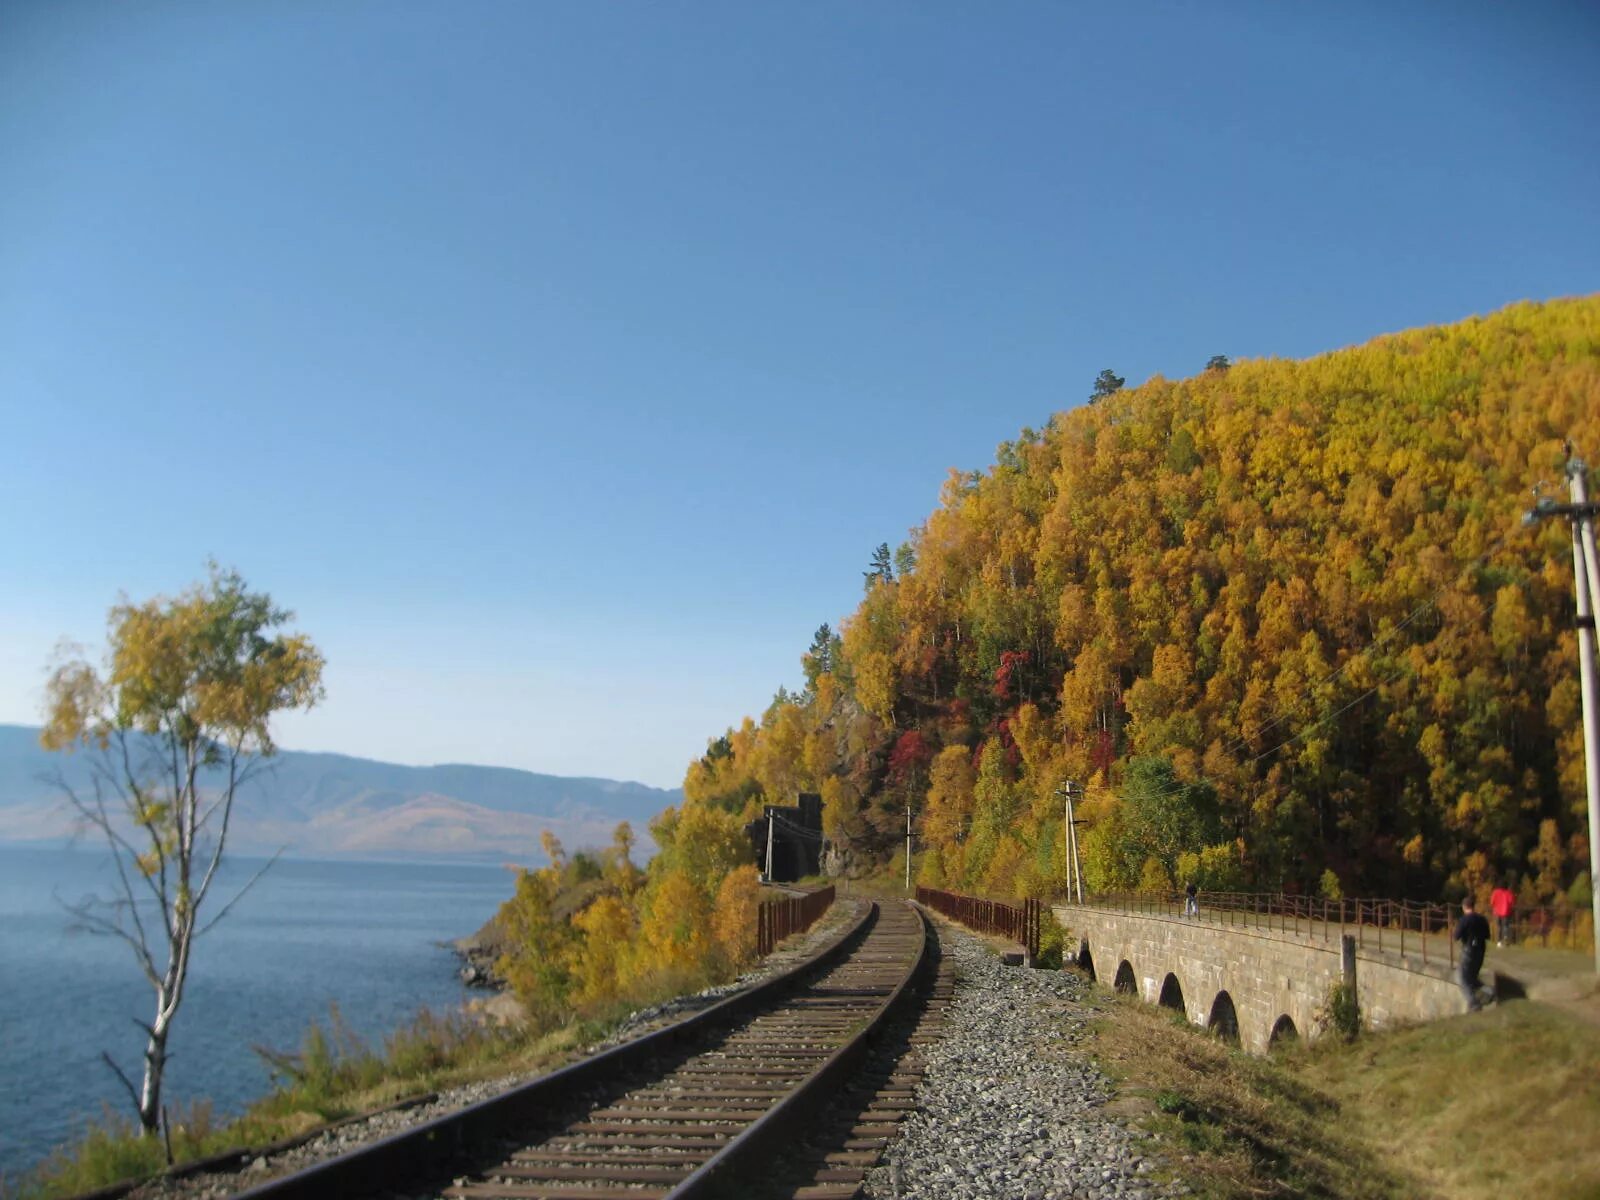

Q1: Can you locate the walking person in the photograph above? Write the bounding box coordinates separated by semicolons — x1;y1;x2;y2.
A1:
1184;880;1198;918
1453;895;1492;1012
1490;881;1515;947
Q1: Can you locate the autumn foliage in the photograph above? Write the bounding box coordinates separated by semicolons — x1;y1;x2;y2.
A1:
493;801;767;1025
495;297;1599;1027
683;297;1599;913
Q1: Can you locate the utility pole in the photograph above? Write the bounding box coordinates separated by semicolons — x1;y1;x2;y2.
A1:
1526;453;1600;973
1569;460;1600;974
1058;782;1073;901
764;809;775;883
905;805;913;892
1069;781;1084;904
1059;780;1085;903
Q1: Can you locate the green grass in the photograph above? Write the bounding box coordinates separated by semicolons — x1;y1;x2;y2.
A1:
1083;981;1600;1200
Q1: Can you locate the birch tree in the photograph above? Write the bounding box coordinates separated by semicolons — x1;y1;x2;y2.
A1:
41;566;324;1136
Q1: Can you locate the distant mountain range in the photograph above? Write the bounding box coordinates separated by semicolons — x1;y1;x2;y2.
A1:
0;724;678;863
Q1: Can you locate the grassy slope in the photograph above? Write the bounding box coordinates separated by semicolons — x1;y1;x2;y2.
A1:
1305;1001;1600;1199
1090;986;1600;1199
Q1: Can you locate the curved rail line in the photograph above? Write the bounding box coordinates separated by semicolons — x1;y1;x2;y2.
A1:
230;898;929;1200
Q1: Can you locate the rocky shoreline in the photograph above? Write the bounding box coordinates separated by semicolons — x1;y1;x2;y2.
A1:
448;910;508;989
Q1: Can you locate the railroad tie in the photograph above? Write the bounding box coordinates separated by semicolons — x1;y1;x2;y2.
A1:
441;902;928;1200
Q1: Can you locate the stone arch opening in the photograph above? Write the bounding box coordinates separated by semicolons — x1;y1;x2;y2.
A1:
1078;943;1097;981
1158;972;1186;1014
1114;961;1137;995
1207;991;1240;1045
1269;1014;1299;1049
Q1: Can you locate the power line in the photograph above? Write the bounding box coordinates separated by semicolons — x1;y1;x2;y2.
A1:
769;812;825;842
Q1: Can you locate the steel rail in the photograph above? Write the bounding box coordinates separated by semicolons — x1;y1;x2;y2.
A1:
228;898;878;1200
432;901;928;1200
661;901;930;1199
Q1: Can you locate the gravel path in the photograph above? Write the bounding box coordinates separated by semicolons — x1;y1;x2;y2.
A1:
862;921;1189;1200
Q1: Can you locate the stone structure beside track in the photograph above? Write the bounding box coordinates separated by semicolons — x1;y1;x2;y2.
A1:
1058;903;1467;1052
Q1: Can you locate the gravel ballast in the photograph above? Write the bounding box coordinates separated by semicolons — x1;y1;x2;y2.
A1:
862;920;1189;1200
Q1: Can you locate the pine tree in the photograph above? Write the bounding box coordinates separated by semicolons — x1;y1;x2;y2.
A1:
863;542;894;591
1089;369;1125;403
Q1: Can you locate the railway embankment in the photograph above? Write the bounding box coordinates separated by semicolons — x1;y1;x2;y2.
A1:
88;898;1600;1200
103;898;1162;1200
864;919;1188;1200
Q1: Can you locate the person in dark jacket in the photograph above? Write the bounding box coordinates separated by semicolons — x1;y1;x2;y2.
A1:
1453;896;1492;1012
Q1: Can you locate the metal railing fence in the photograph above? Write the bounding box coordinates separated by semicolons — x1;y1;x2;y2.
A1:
916;886;1042;962
757;884;835;957
1079;891;1596;968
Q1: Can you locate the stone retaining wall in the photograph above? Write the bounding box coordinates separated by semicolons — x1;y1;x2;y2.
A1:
1055;904;1466;1052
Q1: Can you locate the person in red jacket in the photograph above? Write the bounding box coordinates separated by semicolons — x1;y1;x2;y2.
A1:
1490;882;1515;947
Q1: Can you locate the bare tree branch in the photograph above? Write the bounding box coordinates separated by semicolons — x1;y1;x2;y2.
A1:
194;734;244;913
59;893;161;986
101;1051;141;1113
109;735;165;860
196;846;282;937
62;788;130;866
133;726;179;933
234;750;272;792
59;772;163;971
193;732;246;837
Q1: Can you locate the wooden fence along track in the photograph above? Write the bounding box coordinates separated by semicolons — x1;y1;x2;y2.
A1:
230;899;929;1200
759;885;837;956
916;886;1042;963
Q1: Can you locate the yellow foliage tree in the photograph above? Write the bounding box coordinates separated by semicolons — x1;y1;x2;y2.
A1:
711;865;763;969
654;801;752;896
1138;856;1174;895
40;566;324;1135
636;869;715;985
495;865;578;1027
568;894;636;1015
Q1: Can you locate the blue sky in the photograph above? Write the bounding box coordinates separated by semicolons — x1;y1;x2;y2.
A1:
2;2;1597;788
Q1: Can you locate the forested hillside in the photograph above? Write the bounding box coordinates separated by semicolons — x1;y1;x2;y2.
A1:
682;297;1600;907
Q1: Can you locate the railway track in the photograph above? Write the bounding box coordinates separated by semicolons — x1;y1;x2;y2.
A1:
231;898;931;1200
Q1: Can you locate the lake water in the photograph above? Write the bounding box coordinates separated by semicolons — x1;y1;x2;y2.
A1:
0;845;514;1185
